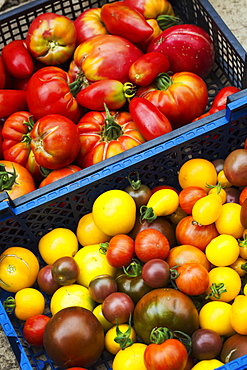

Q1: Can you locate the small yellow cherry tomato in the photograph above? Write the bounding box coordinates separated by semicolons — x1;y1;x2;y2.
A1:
231;295;247;335
105;324;137;355
206;266;241;302
192;193;222;225
76;212;111;246
215;203;245;238
92;190;136;236
205;234;239;267
112;342;147;370
191;359;224;370
199;301;235;336
93;304;114;332
217;169;232;188
4;288;45;321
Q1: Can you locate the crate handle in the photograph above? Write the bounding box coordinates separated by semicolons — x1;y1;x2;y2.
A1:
225;95;247;121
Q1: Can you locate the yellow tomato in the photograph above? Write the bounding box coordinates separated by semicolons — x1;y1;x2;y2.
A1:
0;247;39;293
92;190;136;236
231;295;247;335
191;359;224;370
206;267;241;302
192;194;222;225
205;234;239;266
112;343;147;370
105;324;137;355
38;228;79;264
215;203;245;238
93;304;114;332
76;212;111;246
178;158;218;193
144;189;179;219
50;284;95;316
3;288;45;321
208;185;227;204
230;257;247;277
217;169;232;188
74;244;116;288
199;301;235;336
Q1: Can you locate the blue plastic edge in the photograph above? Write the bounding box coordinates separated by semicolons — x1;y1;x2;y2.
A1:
217;355;247;370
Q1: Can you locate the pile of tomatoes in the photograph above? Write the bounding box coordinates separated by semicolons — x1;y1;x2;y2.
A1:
1;146;247;370
0;0;242;201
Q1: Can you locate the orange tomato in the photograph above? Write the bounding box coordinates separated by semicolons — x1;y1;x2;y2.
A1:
0;247;39;293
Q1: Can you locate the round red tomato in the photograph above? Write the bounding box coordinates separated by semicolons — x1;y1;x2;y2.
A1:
39;165;81;188
23;314;50;347
175;215;219;251
104;234;135;269
0;160;36;200
75;109;145;168
30;114;80;170
166;244;211;272
179;186;207;215
135;228;170;262
172;263;210;296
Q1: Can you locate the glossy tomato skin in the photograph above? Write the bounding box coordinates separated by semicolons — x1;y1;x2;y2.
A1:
89;274;117;303
26;66;82;122
220;334;247;362
135;228;170;262
37;265;60;295
129;97;172;140
175;215;219;251
43;306;104;368
0;160;36;200
73;34;143;84
76;110;145;168
30;114;80;170
173;263;210;296
147;24;215;78
133;288;199;344
74;8;108;46
116;273;152;305
0;56;7;89
223;149;247;187
39;165;81;188
144;338;188;370
0;90;28;119
101;2;153;44
102;292;135;324
23;314;50;347
129;52;170;86
179;186;207;215
166;244;211;271
26;12;76;65
136;19;163;53
137;72;208;129
105;234;135;268
2;40;34;79
52;256;80;286
123;0;175;19
211;86;241;111
191;328;223;360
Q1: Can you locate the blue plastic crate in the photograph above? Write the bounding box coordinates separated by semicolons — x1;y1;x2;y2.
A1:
0;0;247;369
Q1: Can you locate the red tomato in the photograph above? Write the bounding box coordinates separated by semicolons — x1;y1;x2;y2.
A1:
39;165;81;188
211;86;241;111
101;2;153;44
129;52;170;86
0;90;28;119
0;56;7;89
166;244;211;272
123;0;175;19
26;66;82;122
75;109;145;168
135;228;170;262
73;34;143;84
1;40;34;79
30;114;80;170
240;187;247;205
0;123;3;159
26;12;76;65
136;19;163;53
144;338;188;370
23;314;50;347
129;97;172;140
175;215;219;251
172;263;210;296
104;234;135;269
137;72;208;129
0;160;36;200
74;8;108;46
179;186;207;215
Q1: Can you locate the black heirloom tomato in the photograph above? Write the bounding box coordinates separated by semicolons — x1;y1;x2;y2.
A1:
116;273;152;305
133;288;199;344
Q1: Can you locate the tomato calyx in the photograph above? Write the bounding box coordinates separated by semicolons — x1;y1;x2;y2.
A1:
206;182;226;192
3;296;16;313
155;72;173;91
69;72;89;96
123;82;137;100
123;259;142;277
150;326;192;353
0;163;18;192
205;282;227;300
140;205;157;223
114;318;134;350
126;171;142;191
157;14;182;30
238;234;247;248
240;262;247;273
102;104;124;141
22;116;35;144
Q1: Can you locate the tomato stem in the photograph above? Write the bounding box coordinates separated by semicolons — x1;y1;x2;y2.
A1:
123;82;137;101
126;172;142;190
205;282;227;300
139;205;157;223
22;116;35;144
99;242;109;255
206;182;226;192
150;327;173;344
155;73;173;90
69;72;89;96
3;296;16;313
123;259;142;277
114;317;134;350
157;14;182;30
238;234;247;248
0;163;18;192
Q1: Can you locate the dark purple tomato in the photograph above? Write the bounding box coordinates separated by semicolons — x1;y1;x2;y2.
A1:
191;328;223;360
43;306;104;369
223;149;247;187
52;256;80;286
88;274;118;303
142;258;170;288
220;334;247;362
240;198;247;229
212;158;224;174
102;292;135;324
225;186;240;203
116;273;152;305
37;265;60;295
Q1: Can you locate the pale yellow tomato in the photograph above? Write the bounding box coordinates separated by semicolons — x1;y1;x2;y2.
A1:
74;244;116;287
50;284;95;315
112;343;147;370
93;304;114;332
76;212;111;246
191;359;224;369
199;301;235;336
205;234;239;266
38;228;79;264
231;295;247;335
105;324;137;355
215;203;245;238
208;185;227;204
192;193;222;225
206;266;241;302
92;190;136;236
